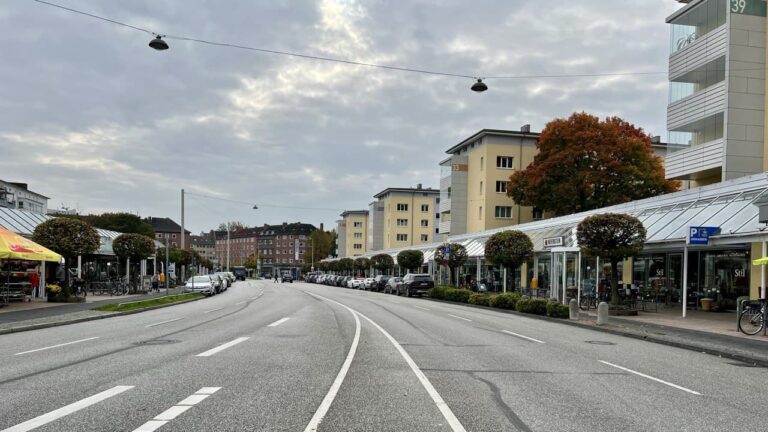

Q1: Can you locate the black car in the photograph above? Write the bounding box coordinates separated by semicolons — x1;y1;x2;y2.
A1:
282;273;293;283
374;275;390;292
401;274;434;297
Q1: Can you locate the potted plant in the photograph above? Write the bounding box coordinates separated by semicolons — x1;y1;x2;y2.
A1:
700;287;717;311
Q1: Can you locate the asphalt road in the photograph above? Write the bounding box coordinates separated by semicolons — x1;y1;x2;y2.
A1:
1;279;765;431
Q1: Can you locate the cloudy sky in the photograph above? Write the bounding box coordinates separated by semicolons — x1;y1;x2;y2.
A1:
0;0;680;233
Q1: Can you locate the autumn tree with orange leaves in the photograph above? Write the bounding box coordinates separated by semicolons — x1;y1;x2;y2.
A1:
508;113;679;216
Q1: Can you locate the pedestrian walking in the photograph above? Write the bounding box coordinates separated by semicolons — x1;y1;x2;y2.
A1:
274;273;278;283
159;272;166;289
151;273;159;292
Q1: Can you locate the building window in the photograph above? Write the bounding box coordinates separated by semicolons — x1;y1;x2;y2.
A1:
396;234;408;242
397;203;408;211
421;204;429;212
397;219;408;227
480;156;484;171
479;206;483;220
532;207;543;220
497;156;514;169
480;181;484;195
354;232;363;238
171;234;177;239
496;181;508;193
354;244;363;250
420;234;428;242
421;219;429;227
495;206;512;219
353;222;363;228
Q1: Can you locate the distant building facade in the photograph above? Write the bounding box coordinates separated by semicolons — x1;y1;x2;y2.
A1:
191;231;218;267
144;217;192;249
337;210;369;258
0;181;49;215
370;185;440;250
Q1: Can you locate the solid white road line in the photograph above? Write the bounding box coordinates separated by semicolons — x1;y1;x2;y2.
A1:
598;360;701;395
1;385;133;432
447;314;472;322
196;337;249;357
502;330;545;344
204;307;224;313
306;292;467;432
145;318;183;328
267;317;290;327
413;305;431;311
235;301;247;305
14;337;100;356
302;294;361;432
132;387;221;432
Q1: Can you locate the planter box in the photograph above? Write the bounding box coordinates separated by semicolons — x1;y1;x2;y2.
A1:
47;297;86;303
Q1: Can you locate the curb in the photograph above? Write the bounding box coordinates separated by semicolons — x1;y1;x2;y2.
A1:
0;296;205;336
422;297;768;368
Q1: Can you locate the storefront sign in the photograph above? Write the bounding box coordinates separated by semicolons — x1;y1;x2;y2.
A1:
688;226;720;245
543;237;563;248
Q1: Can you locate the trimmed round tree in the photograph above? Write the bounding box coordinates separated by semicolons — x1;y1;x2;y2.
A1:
32;217;100;292
434;243;468;286
397;250;424;273
338;258;354;275
371;253;394;275
484;230;533;292
577;213;646;305
353;257;371;276
112;233;155;285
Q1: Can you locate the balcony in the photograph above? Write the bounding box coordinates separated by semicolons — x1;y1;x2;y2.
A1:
439;197;451;213
667;80;726;131
664;138;724;180
669;24;727;80
439;220;451;234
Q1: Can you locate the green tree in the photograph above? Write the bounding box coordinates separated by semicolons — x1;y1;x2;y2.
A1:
244;253;260;271
371;253;394;275
94;213;154;237
484;231;533;291
112;233;155;286
397;250;424;273
508;112;679;216
32;218;100;292
338;258;354;275
309;229;337;261
353;257;371;276
577;213;646;305
434;243;468;286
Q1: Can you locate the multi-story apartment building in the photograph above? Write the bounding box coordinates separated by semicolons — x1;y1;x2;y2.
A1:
144;217;191;249
368;200;385;251
191;231;218;266
369;185;439;250
0;181;48;214
439;127;541;236
214;227;260;268
337;210;369;258
665;0;766;185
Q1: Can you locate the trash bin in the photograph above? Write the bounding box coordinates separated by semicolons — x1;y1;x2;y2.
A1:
700;298;713;311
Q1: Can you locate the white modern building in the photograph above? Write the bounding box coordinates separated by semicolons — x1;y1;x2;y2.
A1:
665;0;766;184
0;181;49;215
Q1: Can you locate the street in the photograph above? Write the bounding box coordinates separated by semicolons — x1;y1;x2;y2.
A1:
1;280;765;432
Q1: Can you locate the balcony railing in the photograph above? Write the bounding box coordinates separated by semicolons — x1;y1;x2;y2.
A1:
664;138;724;180
439;197;451;213
667;80;726;131
669;24;727;80
439;220;451;234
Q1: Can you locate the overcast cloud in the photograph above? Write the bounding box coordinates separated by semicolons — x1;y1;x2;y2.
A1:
0;0;680;233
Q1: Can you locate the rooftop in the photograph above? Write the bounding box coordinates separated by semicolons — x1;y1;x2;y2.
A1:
445;127;540;155
373;186;439;199
143;217;191;234
340;210;369;217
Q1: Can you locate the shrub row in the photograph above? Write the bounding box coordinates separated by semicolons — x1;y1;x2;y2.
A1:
427;287;570;319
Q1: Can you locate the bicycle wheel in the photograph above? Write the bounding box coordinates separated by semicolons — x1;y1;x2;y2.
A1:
579;296;589;311
738;308;764;335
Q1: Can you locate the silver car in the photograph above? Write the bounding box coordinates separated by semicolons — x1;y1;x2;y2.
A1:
184;276;216;296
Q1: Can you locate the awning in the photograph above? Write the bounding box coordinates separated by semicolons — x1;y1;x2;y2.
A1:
0;226;62;262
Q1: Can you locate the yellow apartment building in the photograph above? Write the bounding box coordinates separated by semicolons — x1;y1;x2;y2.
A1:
336;210;369;258
371;186;440;250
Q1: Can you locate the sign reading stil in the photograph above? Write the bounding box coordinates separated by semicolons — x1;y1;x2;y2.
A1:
688;226;721;245
543;237;563;248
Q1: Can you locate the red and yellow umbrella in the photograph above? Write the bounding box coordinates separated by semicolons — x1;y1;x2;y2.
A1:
0;226;61;262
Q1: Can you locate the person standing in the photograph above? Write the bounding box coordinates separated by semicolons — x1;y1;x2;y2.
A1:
159;271;166;289
273;273;278;283
151;273;159;292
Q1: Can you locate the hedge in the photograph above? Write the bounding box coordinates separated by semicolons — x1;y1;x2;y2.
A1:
546;300;570;318
489;293;520;310
515;298;548;315
428;286;472;303
468;293;492;306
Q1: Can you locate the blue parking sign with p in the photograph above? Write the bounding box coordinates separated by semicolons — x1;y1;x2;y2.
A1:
688;226;720;245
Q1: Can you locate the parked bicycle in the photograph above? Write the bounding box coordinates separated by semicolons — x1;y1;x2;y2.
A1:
738;300;765;335
579;294;598;310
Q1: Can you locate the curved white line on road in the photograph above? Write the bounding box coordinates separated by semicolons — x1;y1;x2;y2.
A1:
14;337;100;356
598;360;701;395
303;293;361;432
305;291;467;432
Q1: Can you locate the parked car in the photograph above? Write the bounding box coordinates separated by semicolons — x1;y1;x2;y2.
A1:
363;278;376;290
209;274;225;293
214;272;230;290
374;275;390;292
400;273;434;297
225;272;236;284
385;277;403;294
184;275;216;296
232;266;248;281
348;278;364;289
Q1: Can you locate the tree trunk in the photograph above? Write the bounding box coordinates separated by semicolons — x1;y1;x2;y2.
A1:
610;258;619;306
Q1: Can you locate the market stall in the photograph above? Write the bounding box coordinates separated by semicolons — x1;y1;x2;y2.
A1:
0;226;61;304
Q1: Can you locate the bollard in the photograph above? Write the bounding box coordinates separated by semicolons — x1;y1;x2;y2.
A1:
597;302;609;325
569;298;579;320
